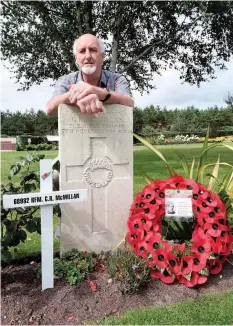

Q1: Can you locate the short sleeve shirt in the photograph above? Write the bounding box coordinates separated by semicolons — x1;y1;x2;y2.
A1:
52;70;131;97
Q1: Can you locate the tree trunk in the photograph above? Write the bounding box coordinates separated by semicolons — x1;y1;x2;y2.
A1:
110;2;124;71
75;1;83;36
83;1;94;33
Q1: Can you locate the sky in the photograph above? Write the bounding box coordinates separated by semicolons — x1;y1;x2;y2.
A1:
1;58;233;113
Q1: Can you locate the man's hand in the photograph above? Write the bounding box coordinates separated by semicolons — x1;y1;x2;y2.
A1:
77;94;104;114
67;81;98;103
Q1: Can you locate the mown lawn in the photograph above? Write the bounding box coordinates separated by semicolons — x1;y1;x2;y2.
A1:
97;290;233;325
1;143;233;258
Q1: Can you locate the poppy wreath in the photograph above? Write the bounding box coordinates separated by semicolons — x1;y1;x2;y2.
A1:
126;175;232;287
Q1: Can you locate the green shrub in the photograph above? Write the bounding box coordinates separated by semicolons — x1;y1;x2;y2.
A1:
106;249;151;294
36;249;96;285
25;143;55;151
1;152;46;262
16;135;28;151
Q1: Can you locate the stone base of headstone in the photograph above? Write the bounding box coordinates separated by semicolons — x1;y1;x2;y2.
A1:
59;104;133;254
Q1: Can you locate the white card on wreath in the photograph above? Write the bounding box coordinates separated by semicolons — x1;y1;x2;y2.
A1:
165;189;193;221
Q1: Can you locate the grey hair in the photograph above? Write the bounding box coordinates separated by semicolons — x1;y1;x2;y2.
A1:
73;36;105;55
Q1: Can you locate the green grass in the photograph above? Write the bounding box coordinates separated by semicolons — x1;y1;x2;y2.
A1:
133;143;233;194
1;144;233;259
97;290;233;325
1;150;58;184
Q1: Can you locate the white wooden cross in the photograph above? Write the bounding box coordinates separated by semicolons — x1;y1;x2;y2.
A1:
3;159;88;291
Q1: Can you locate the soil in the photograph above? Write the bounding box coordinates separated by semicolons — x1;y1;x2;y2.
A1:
1;255;233;325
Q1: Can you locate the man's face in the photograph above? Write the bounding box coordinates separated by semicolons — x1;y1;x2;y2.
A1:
75;35;104;75
167;202;174;213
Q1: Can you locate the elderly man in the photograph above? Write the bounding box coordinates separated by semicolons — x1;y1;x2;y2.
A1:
46;33;134;116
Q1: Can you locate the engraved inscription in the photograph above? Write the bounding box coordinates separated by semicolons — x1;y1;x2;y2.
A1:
61;111;129;135
83;157;113;188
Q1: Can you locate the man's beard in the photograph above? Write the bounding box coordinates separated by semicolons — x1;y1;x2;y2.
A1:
81;65;97;75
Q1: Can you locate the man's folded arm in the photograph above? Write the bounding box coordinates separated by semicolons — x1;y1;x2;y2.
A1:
46;93;70;116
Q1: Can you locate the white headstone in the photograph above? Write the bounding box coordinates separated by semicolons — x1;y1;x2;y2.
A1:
59;104;133;253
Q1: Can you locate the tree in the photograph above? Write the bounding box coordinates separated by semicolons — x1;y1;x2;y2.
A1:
1;1;233;93
224;92;233;109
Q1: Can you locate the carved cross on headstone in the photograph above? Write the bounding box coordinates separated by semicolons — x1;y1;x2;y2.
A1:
59;104;133;254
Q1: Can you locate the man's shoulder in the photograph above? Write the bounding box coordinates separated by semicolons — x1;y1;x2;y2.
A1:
102;69;124;79
58;71;79;82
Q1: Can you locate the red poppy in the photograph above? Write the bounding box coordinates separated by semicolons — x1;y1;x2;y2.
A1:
160;269;175;284
173;242;186;254
210;238;223;256
153;248;169;268
142;186;156;203
221;237;233;255
161;240;173;252
126;232;139;246
150;269;163;280
127;219;144;236
179;272;198;287
197;274;208;285
185;178;200;194
191;238;211;259
192;254;207;272
218;254;227;264
134;213;153;232
134;241;148;258
167;252;180;275
167;175;185;185
204;222;224;237
146;233;162;252
209;260;222;275
181;256;193;275
193;227;212;241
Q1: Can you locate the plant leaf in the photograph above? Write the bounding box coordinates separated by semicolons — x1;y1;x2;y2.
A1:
207;154;220;191
141;169;154;185
189;157;195;179
171;149;190;178
199;163;233;185
218;168;233;193
133;133;176;176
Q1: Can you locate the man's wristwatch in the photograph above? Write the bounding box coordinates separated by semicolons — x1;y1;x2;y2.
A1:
101;88;111;102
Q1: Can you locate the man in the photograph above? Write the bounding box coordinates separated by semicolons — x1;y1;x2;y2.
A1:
46;33;134;116
166;201;176;215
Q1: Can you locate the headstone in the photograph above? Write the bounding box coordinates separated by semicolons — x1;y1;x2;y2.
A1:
59;104;133;254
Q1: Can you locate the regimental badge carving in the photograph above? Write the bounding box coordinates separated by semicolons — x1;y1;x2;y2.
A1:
83;157;113;188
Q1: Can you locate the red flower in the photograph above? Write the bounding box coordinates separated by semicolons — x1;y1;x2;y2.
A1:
126;232;139;246
221;235;233;255
204;221;227;237
146;233;162;252
174;243;186;253
209;260;222;275
197;274;208;285
192;254;207;272
161;240;173;252
210;238;223;257
192;227;212;241
150;269;163;280
153;248;168;268
179;272;198;287
141;186;156;203
160;269;175;284
132;213;153;232
181;256;193;275
191;238;211;259
127;219;144;236
134;241;148;258
167;252;180;275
